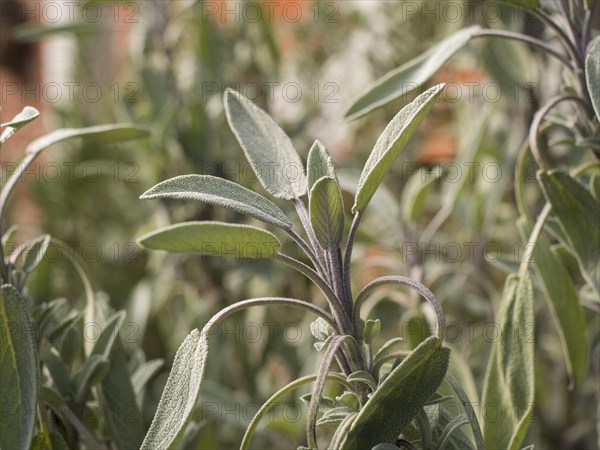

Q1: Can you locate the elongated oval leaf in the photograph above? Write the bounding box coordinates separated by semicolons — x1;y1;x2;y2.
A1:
0;106;40;145
141;329;208;449
310;177;345;250
353;85;445;213
90;311;126;358
482;274;535;450
1;106;39;129
340;336;450;448
138;221;280;259
0;284;39;450
518;219;586;384
26;124;150;156
307;140;337;191
140;175;291;230
586;36;600;121
99;340;145;449
538;170;600;296
345;27;479;120
21;235;50;274
224;89;307;200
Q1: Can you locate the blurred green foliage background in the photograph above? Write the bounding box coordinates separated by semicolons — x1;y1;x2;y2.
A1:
2;0;598;448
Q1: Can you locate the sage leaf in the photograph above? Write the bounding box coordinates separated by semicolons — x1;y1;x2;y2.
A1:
224;89;307;200
41;350;73;400
26;124;150;156
0;284;39;450
353;84;445;213
99;340;145;450
141;175;291;230
586;36;600;121
138;221;280;259
538;170;600;296
340;336;450;448
0;106;39;128
141;329;208;449
0;106;39;144
482;274;535;450
346;370;378;391
518;219;587;384
73;354;110;401
307;140;337;191
21;235;50;274
90;310;126;358
363;319;381;345
309;177;345;250
345;27;479;120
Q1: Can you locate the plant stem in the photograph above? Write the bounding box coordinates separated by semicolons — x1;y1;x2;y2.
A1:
286;228;328;276
353;276;446;342
529;95;590;168
529;8;583;66
474;29;575;71
240;373;353;450
343;211;362;304
293;198;328;271
275;253;353;335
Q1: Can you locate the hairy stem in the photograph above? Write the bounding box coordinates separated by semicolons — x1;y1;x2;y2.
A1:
354;276;446;342
343;212;362;304
529;95;590;168
275;253;353;335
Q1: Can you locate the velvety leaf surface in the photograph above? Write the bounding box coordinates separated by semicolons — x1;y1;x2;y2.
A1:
141;174;291;230
482;274;535;450
518;219;587;384
138;221;280;259
0;284;39;450
345;27;479;120
353;84;445;213
224;89;307;199
538;170;600;296
141;329;208;449
309;177;345;250
307;140;337;191
586;36;600;121
340;336;450;448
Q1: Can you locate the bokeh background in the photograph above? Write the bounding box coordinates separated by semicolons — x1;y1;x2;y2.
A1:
1;1;598;448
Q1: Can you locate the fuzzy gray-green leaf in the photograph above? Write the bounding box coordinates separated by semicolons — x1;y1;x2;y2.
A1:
482;274;535;450
224;89;307;200
345;27;479;120
310;177;345;250
138;221;280;259
307;140;337;191
21;235;50;274
141;328;208;449
586;36;600;121
340;336;450;448
518;219;586;385
538;170;600;296
0;106;39;129
353;84;445;213
140;175;291;230
0;284;39;450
